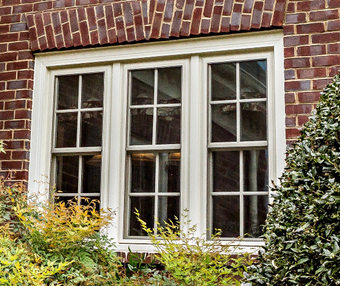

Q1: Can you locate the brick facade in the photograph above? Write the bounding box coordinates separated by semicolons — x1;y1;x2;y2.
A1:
0;0;340;183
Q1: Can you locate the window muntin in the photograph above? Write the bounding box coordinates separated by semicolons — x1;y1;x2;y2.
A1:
126;67;182;237
52;73;104;206
208;60;268;239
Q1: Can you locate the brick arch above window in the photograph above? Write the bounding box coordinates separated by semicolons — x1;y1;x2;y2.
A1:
26;0;286;52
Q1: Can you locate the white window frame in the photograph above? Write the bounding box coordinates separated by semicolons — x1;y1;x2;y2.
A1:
29;30;285;253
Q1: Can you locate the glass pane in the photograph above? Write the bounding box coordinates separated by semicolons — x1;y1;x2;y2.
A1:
54;195;78;206
240;60;266;99
157;107;181;144
240;102;266;141
80;196;100;213
131;69;154;105
158;196;180;228
159;153;181;193
81;73;104;108
243;150;268;192
210;63;236;101
244;195;268;237
81;111;102;147
130;153;155;193
83;155;101;193
158;67;181;104
212;196;239;237
57;75;79;110
129;196;154;236
212;151;239;192
56;156;79;193
56;113;77;147
130;108;153;145
211;103;236;142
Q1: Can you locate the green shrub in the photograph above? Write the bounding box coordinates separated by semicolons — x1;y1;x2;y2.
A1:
137;210;252;286
246;74;340;285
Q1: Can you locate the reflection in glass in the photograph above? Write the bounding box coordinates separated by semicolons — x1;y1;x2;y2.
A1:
158;196;180;228
211;103;236;142
158;67;181;104
157;107;181;144
213;196;239;237
80;196;101;213
81;111;102;147
56;113;77;147
130;108;153;145
129;196;154;236
240;60;266;99
243;150;268;192
240;102;266;141
83;155;101;193
57;75;79;110
131;69;154;105
82;73;104;108
56;156;79;193
212;151;239;192
54;196;77;206
158;153;181;193
130;153;155;193
244;195;268;237
211;63;236;101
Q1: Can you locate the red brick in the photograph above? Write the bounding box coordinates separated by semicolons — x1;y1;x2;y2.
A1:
134;15;144;41
312;32;340;44
0;25;10;34
79;21;90;46
251;1;263;29
2;161;22;170
296;1;310;11
285;69;295;80
284;47;294;57
96;5;105;19
284;35;308;47
123;2;133;26
7;80;27;90
19;31;30;41
244;0;255;13
0;7;12;16
328;66;340;77
0;91;15;100
33;1;52;11
285;58;310;68
171;10;182;37
35;14;45;37
297;23;324;34
183;2;194;20
297;68;327;79
285;93;296;103
115;17;126;43
211;6;223;33
18;70;34;80
0;72;16;81
285;13;306;24
13;130;30;140
283;24;294;35
0;131;13;140
8;41;29;51
0;52;17;62
1;14;20;24
271;0;285;27
151;12;162;38
327;20;340;31
313;78;332;90
327;0;340;8
310;10;338;21
10;23;28;33
203;0;214;18
285;104;312;115
286;2;295;13
223;0;233;16
0;33;19;43
97;18;108;45
16;90;32;99
38;36;48;51
4;120;26;129
297;45;326;56
191;7;202;35
285;80;311;91
180;21;190;37
297;116;309;126
286;116;296;127
286;128;301;139
105;5;115;29
220;16;230;32
161;23;170;38
313;55;340;67
298;92;321;103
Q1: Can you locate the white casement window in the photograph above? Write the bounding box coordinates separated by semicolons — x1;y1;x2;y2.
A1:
30;31;285;252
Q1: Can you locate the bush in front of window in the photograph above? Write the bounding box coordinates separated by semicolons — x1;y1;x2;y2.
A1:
246;74;340;285
0;181;121;285
135;209;253;286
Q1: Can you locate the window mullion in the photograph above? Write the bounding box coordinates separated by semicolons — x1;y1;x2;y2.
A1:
154;153;160;235
78;155;83;205
153;69;158;146
239;150;244;237
76;75;82;148
236;63;240;143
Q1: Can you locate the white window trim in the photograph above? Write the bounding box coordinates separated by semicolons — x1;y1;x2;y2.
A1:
29;30;285;253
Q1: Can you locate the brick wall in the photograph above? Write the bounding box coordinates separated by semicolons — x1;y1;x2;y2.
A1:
1;0;340;183
284;0;340;147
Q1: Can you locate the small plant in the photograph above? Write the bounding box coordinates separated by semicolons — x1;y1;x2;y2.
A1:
137;209;252;286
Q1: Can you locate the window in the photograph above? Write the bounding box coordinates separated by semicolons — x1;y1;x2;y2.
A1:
30;31;285;251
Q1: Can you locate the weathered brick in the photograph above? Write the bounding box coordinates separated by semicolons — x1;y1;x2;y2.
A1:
313;78;332;90
285;104;312;115
313;55;340;67
284;35;309;47
286;116;296;127
285;80;311;91
297;45;326;56
285;13;306;24
311;32;340;44
310;10;338;21
297;68;327;79
285;58;310;69
296;23;324;34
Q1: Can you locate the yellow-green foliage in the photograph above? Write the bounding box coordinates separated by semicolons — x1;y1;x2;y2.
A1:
0;181;121;285
137;210;253;286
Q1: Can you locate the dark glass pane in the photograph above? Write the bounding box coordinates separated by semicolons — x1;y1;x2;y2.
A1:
57;75;79;110
158;67;181;104
81;111;102;147
56;156;79;193
131;69;154;105
240;102;266;141
129;196;154;236
244;195;268;237
131;153;155;193
212;151;239;192
81;73;104;108
243;150;268;192
157;107;181;144
54;195;78;206
80;196;101;213
240;60;266;99
159;153;181;193
210;63;236;101
56;113;77;148
212;196;239;237
211;103;236;142
83;155;101;193
130;108;153;145
158;196;180;228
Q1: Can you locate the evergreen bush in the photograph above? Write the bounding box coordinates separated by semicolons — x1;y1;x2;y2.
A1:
246;74;340;285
